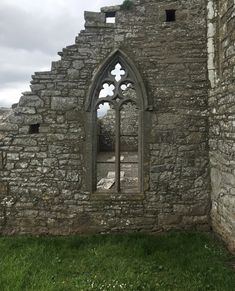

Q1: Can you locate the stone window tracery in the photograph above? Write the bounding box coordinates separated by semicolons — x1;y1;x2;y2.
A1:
94;61;141;193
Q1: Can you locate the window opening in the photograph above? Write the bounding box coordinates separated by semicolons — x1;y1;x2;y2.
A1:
29;123;40;134
99;83;115;98
111;63;125;81
96;103;116;191
94;60;141;193
166;10;176;22
121;82;137;99
120;102;139;192
105;11;116;23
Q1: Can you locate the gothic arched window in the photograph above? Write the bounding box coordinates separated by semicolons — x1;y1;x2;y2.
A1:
86;50;149;194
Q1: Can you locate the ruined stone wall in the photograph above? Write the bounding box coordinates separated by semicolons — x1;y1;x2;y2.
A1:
0;0;210;234
209;0;235;251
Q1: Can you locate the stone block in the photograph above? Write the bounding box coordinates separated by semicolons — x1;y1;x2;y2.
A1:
51;97;78;110
15;107;36;115
173;204;208;216
158;213;182;225
0;152;6;170
24;115;42;125
84;11;105;27
7;152;20;161
0;123;18;132
0;183;8;195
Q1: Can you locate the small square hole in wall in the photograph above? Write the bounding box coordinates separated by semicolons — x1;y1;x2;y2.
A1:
29;123;40;134
105;12;116;23
166;10;176;22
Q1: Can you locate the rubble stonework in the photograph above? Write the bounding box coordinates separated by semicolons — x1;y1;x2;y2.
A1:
0;0;232;251
209;0;235;251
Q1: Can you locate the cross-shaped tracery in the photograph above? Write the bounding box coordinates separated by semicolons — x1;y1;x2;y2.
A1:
111;63;126;82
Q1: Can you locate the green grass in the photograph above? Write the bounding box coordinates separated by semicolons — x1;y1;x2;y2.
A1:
0;232;234;291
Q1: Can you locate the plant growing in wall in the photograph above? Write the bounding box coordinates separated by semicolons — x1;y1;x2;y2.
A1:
121;0;134;10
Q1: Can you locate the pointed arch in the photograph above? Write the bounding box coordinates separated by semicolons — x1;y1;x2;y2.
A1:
85;49;150;112
85;48;150;194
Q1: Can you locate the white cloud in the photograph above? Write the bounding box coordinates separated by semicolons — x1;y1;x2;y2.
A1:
0;0;123;107
0;47;53;86
0;83;29;107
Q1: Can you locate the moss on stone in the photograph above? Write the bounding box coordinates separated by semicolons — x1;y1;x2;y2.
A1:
120;0;134;10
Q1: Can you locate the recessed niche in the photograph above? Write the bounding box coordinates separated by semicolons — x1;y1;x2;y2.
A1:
29;123;40;134
105;12;116;23
166;10;176;22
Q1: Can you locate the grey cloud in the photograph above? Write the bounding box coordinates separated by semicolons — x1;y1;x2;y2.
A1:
0;0;123;107
0;47;53;87
0;0;123;54
0;3;82;54
0;70;28;88
0;96;16;107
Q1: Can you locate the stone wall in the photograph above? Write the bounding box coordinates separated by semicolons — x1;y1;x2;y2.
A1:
209;0;235;251
0;108;11;116
0;0;210;235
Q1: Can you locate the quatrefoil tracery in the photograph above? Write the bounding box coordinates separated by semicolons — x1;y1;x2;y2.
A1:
97;62;138;108
111;63;126;82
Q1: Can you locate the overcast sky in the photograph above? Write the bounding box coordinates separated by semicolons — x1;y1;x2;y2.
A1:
0;0;123;108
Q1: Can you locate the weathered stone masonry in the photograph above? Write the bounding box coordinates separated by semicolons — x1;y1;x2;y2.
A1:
209;0;235;251
0;0;232;251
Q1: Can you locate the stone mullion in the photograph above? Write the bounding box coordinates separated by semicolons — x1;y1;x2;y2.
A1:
115;107;120;193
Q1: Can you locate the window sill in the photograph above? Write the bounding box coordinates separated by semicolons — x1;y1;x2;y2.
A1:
90;192;144;201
